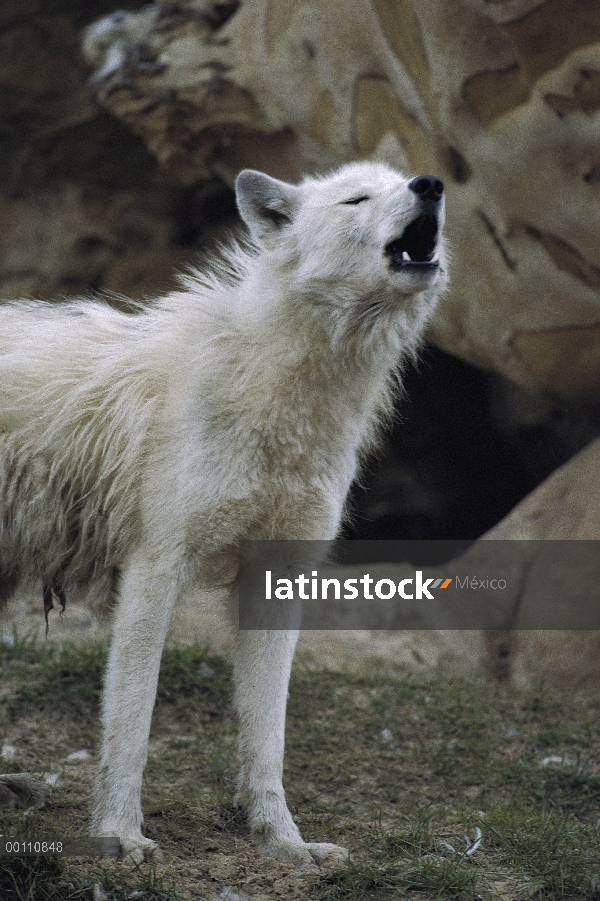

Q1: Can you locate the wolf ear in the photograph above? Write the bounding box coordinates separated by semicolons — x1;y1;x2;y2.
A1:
235;170;300;245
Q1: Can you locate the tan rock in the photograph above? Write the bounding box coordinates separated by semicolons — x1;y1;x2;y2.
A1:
486;436;600;540
484;437;600;686
0;185;179;302
83;0;600;400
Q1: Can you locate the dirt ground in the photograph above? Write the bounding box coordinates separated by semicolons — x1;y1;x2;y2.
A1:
0;584;489;677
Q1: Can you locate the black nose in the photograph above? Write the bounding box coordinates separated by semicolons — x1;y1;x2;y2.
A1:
408;175;444;202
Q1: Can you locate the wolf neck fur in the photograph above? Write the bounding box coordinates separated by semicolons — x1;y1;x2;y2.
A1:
179;249;423;467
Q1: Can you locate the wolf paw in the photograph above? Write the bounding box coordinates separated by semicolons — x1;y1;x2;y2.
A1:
119;834;163;865
257;838;348;868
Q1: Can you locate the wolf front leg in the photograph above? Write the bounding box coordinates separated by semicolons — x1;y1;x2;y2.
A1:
91;549;181;862
234;628;348;867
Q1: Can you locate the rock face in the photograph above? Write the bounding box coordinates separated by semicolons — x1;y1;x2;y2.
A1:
0;2;187;303
82;0;600;402
485;438;600;687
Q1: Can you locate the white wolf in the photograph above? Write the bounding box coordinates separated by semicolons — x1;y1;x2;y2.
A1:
0;161;446;866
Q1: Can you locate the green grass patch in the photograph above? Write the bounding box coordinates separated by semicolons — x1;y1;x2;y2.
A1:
0;855;69;901
319;858;478;901
0;855;185;901
0;632;231;721
155;644;232;714
486;808;600;899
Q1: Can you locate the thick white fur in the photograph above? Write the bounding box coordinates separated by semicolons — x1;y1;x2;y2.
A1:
0;161;446;867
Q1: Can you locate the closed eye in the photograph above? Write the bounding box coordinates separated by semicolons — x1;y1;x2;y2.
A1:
341;195;369;205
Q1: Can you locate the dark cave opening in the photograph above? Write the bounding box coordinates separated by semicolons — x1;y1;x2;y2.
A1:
342;344;599;545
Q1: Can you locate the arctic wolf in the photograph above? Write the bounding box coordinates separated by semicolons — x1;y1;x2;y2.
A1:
0;161;446;866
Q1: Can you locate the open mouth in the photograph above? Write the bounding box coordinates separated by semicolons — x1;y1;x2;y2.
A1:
385;213;439;273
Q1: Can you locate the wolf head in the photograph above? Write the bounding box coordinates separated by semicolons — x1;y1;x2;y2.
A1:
235;161;447;302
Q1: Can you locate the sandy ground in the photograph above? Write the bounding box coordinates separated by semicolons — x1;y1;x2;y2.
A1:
1;582;486;677
3;578;600;689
